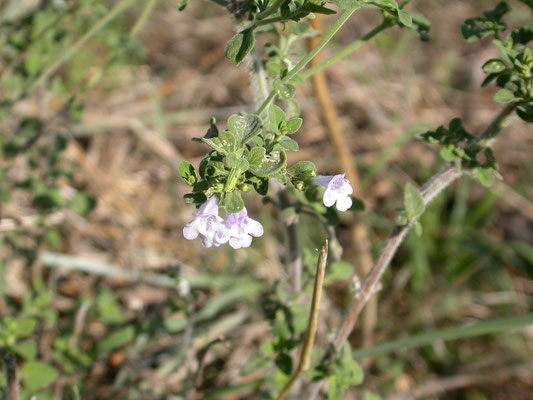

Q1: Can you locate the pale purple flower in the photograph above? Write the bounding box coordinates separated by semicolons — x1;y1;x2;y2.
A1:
313;174;353;212
183;197;229;248
223;207;264;249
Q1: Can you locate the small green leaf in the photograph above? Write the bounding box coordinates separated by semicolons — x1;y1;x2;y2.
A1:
225;28;255;65
286;118;303;134
269;104;286;133
476;167;493;187
97;288;125;324
273;80;296;100
277;137;299;151
44;228;62;250
224;191;244;214
413;221;423;236
228;113;262;144
70;192;96;216
440;146;456;162
288;161;316;177
97;326;135;356
21;361;59;391
482;59;506;73
404;183;425;220
202;130;238;156
275;352;293;375
226;153;250;171
179;161;198;186
398;10;413;27
249;150;287;177
15;318;37;339
516;105;533;122
177;0;189;11
248;147;267;166
13;341;38;360
493;88;516;104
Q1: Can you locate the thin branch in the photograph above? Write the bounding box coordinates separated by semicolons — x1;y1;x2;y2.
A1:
276;242;328;400
3;354;20;400
279;188;303;292
256;8;360;115
307;103;518;399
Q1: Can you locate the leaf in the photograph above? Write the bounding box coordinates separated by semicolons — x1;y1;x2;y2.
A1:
228;113;262;144
269;104;286;133
493;88;516;104
288;161;316;177
202;130;238;156
328;375;344;400
97;326;135;356
516;105;533;122
13;341;38;360
248;147;267;166
70;192;96;216
177;0;189;11
286;118;303;134
21;361;59;391
482;59;506;73
224;191;244;214
476;167;493;187
273;79;296;100
461;18;502;42
15;318;37;339
404;183;425;220
225;28;255;65
398;10;412;27
248;150;287;177
179;161;198;186
364;0;398;12
226;152;250;171
413;221;423;236
364;393;382;400
277;137;299;151
97;288;125;324
275;352;293;375
440;146;456;162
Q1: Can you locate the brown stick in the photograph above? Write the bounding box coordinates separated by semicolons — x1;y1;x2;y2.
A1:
308;15;377;348
275;242;328;400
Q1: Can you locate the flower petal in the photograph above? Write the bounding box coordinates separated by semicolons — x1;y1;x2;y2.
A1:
239;234;253;248
246;218;264;237
313;175;334;189
200;235;214;248
340;180;353;196
322;188;337;207
336;195;352;212
183;223;199;240
198;196;219;217
229;236;244;249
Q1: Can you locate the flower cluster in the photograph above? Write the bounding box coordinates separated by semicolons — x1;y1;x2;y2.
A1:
183;174;353;249
183;197;264;249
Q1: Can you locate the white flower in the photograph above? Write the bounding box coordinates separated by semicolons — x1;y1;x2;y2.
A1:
183;197;229;248
223;207;264;249
313;174;353;212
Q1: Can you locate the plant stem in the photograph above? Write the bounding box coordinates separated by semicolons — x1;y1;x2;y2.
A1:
275;242;328;400
279;188;303;292
301;21;388;80
256;0;285;20
4;354;19;400
307;103;518;400
255;8;360;115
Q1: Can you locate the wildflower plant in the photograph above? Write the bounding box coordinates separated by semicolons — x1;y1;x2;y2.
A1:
177;0;533;398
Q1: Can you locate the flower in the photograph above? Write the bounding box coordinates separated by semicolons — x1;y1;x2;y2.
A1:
183;197;229;248
223;207;264;249
313;174;353;212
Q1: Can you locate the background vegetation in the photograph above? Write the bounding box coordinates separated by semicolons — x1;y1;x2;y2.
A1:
0;0;532;399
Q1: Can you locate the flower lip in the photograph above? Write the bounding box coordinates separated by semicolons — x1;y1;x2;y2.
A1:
313;173;353;212
183;196;229;248
223;207;264;249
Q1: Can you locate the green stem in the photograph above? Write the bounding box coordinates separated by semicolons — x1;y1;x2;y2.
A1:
256;0;285;20
255;8;360;115
25;0;138;94
300;21;388;80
